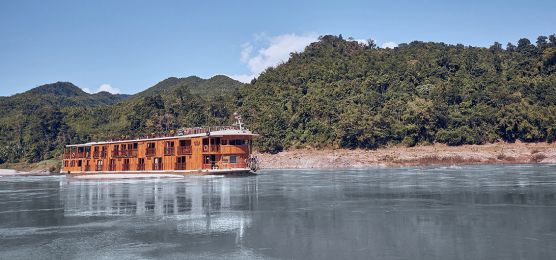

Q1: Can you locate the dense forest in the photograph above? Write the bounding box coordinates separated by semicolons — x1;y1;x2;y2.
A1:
1;34;556;164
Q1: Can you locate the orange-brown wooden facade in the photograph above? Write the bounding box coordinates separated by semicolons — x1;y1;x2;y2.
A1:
62;135;253;173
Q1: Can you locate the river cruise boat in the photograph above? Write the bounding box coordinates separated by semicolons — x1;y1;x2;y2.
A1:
62;113;259;176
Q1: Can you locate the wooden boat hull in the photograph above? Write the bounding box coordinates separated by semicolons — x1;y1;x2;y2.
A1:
65;168;254;178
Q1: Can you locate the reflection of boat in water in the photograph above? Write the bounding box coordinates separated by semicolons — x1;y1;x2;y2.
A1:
61;177;258;234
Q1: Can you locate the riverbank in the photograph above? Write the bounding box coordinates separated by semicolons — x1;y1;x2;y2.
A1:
0;159;62;175
256;142;556;169
1;142;555;174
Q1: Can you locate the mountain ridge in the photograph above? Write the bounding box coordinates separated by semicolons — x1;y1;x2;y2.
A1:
1;34;556;163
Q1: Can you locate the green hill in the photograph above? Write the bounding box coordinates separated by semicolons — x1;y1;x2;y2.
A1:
238;35;556;152
0;76;243;163
132;75;243;99
1;34;556;163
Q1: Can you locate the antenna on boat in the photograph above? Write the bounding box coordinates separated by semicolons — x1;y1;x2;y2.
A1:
233;112;244;131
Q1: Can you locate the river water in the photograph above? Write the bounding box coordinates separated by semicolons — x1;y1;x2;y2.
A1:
1;165;556;259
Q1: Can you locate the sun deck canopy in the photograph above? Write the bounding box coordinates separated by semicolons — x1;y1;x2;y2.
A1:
65;129;258;148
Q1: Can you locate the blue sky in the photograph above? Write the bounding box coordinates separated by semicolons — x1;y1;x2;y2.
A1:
1;0;554;96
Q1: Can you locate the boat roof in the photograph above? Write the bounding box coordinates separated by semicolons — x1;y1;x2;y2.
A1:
65;129;258;147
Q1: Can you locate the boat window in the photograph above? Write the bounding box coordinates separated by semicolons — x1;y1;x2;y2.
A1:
77;160;82;167
177;156;186;163
166;141;174;147
222;140;228;145
147;143;155;148
230;155;237;163
202;139;209;145
138;158;145;164
64;161;69;167
230;140;245;145
133;143;138;149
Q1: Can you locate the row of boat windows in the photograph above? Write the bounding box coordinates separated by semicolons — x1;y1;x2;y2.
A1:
64;155;240;167
81;139;247;151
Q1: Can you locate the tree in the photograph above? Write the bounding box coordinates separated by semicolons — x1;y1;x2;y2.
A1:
549;34;556;47
537;36;549;49
517;38;537;56
489;42;502;52
506;42;516;52
366;38;377;49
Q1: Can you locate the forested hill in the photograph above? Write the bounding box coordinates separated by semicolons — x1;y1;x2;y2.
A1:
1;82;130;110
239;35;556;152
132;75;243;99
1;35;556;164
0;76;243;163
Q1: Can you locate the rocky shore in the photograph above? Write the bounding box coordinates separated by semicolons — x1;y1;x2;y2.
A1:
256;142;556;169
2;142;556;175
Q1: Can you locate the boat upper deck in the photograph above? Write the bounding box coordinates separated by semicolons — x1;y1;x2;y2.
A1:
66;127;258;148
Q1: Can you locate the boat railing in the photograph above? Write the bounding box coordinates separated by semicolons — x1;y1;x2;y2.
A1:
175;162;186;170
93;151;107;158
63;152;90;159
202;161;247;170
112;149;138;158
210;145;220;152
177;125;239;136
67;122;247;152
146;148;156;157
164;147;175;156
177;146;192;155
137;164;145;171
152;163;163;171
101;125;241;143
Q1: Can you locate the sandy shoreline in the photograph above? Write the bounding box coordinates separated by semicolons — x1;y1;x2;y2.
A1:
256;142;556;169
1;142;555;176
0;169;54;177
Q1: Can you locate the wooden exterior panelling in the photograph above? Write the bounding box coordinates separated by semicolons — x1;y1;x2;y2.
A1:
62;135;254;174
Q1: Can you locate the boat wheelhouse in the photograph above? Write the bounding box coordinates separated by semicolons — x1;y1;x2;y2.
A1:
62;114;259;176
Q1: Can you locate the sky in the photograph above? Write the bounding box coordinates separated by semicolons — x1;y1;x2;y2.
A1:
0;0;554;96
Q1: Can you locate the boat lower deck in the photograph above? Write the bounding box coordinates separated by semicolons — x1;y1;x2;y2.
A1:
65;168;254;178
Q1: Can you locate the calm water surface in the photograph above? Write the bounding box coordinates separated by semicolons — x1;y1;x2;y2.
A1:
1;165;556;259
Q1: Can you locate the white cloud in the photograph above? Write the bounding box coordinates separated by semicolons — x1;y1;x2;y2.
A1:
98;84;120;94
240;42;253;63
382;41;398;49
227;34;399;83
228;74;257;83
229;33;318;83
81;84;121;94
